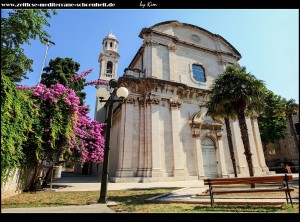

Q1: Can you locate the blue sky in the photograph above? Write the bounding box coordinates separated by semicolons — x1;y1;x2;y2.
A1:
2;9;299;119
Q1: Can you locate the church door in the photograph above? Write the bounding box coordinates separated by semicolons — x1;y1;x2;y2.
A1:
201;137;218;178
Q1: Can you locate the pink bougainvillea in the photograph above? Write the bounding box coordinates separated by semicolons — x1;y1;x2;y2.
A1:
70;69;93;82
84;79;108;87
17;69;108;164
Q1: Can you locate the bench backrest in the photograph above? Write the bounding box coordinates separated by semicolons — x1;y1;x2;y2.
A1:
204;175;293;185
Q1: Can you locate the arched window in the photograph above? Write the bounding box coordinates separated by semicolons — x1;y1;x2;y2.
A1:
106;61;113;73
192;64;206;82
105;42;107;47
110;42;113;48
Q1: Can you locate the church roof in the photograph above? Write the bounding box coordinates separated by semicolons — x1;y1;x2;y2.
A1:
139;20;242;57
128;20;241;70
147;20;241;57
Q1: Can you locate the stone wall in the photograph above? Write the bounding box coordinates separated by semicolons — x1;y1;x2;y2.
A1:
1;168;26;199
264;112;299;171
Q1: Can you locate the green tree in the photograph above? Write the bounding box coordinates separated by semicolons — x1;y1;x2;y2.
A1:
206;99;238;177
41;57;86;104
257;90;287;148
1;75;41;185
209;65;266;182
284;99;299;152
1;9;57;82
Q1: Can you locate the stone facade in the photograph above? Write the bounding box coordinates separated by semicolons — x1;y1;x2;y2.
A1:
93;21;271;182
264;112;299;171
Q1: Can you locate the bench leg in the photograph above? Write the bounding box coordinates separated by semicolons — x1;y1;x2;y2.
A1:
209;191;213;207
284;174;293;207
208;190;214;207
286;190;293;207
208;184;214;207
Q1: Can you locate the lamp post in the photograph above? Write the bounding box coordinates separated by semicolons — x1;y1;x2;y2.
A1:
96;79;129;204
38;38;55;84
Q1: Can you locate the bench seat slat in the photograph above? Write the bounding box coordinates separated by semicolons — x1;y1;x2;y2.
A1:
204;175;292;185
210;188;294;194
205;180;285;185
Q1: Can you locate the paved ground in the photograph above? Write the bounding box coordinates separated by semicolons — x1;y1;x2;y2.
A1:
1;173;298;213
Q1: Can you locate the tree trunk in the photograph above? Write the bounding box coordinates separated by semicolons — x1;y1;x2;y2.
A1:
237;109;255;188
225;117;238;177
42;164;54;187
29;161;43;191
288;114;299;152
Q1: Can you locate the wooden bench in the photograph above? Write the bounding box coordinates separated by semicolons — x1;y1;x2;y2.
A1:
203;174;294;207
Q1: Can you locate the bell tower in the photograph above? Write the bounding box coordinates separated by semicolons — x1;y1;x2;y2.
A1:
95;33;120;122
98;33;120;81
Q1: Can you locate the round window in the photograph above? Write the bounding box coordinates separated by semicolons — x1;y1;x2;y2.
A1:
191;34;200;43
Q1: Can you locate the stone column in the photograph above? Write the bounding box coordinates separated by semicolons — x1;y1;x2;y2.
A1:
215;132;228;178
245;116;261;175
100;59;106;77
151;43;157;78
115;100;134;177
113;59;119;79
251;116;269;172
230;119;248;176
168;44;177;82
193;135;205;179
151;98;163;177
144;99;152;176
137;99;146;177
143;41;152;78
115;105;125;177
143;44;152;77
170;99;185;177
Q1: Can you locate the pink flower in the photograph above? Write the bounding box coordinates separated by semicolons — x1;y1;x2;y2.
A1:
17;69;106;164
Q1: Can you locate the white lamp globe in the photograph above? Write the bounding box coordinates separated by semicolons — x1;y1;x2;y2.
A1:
96;88;109;99
116;87;129;99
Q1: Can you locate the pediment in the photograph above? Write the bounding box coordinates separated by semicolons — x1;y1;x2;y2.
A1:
190;110;223;129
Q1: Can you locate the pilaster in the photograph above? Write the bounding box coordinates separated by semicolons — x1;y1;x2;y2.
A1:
115;100;134;177
216;132;228;178
193;135;205;179
150;98;163;177
170;99;185;177
230;119;248;176
168;44;177;82
246;116;262;175
251;116;269;172
137;98;146;176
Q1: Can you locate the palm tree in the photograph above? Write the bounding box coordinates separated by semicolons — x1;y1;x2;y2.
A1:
206;97;238;177
209;65;266;182
284;99;299;152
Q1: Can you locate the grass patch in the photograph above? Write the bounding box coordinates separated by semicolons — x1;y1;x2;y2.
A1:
1;188;298;213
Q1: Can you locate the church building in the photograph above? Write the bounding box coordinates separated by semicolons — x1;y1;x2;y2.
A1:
93;21;271;182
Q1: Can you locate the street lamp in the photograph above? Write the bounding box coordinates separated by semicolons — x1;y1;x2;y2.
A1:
38;38;55;84
96;79;129;204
